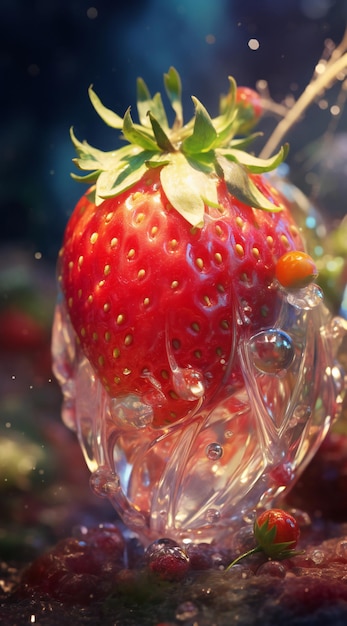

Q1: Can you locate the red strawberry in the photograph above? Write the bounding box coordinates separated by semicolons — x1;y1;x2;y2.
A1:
58;68;304;429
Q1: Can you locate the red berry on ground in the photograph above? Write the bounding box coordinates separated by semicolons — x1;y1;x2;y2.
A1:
146;542;190;581
254;508;300;558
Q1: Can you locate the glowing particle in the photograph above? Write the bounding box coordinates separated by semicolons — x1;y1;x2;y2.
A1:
330;105;341;116
248;38;260;51
87;7;98;19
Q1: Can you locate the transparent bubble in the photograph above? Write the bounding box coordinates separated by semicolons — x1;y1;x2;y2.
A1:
205;508;221;523
256;561;287;578
90;466;120;498
172;366;205;401
311;549;325;565
336;539;347;560
249;329;295;374
289;404;312;427
206;442;223;460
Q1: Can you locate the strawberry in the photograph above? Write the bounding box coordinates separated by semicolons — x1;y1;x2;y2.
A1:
226;508;302;570
58;68;304;429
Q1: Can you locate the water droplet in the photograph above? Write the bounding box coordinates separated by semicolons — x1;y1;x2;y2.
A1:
290;404;312;427
110;394;153;428
205;508;221;523
90;466;120;498
287;283;323;310
336;539;347;560
206;442;223;460
256;561;287;578
249;329;295;374
311;549;325;565
172;366;205;401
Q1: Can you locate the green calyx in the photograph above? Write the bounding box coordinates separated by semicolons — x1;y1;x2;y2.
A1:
71;67;288;227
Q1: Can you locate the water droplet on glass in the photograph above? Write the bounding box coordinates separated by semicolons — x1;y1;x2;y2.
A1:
206;442;223;460
290;404;312;427
205;508;221;523
249;329;295;374
110;394;153;428
287;283;323;310
172;367;205;401
90;466;120;498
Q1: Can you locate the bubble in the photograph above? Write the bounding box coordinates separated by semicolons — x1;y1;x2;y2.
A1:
256;561;287;578
206;442;223;460
287;283;323;310
311;549;325;565
336;539;347;560
249;329;295;374
289;404;312;427
205;508;221;523
90;466;120;498
172;366;205;401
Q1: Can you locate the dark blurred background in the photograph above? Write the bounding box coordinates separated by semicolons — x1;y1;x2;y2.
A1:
1;0;347;262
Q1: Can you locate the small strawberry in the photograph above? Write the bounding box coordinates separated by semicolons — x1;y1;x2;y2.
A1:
226;508;301;570
58;68;304;428
234;86;263;134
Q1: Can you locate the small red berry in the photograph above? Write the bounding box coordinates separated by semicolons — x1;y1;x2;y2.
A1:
275;251;318;289
254;508;300;558
235;86;262;133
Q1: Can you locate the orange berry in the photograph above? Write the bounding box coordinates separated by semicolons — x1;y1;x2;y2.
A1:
275;251;318;289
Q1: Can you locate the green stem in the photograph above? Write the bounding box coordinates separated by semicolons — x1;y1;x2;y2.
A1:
225;545;263;571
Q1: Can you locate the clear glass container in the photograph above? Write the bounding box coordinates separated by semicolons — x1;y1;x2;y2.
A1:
52;274;347;545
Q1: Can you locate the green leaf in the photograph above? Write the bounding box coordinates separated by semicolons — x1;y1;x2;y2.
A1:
164;66;183;127
219;75;237;116
122;107;159;150
182;97;217;154
229;132;263;150
136;77;152;126
148;112;175;152
160;152;218;227
95;165;147;204
221;143;289;173
88;86;124;129
146;155;171;168
137;79;169;130
214;76;237;131
70;127;109;165
71;170;101;183
216;156;283;212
